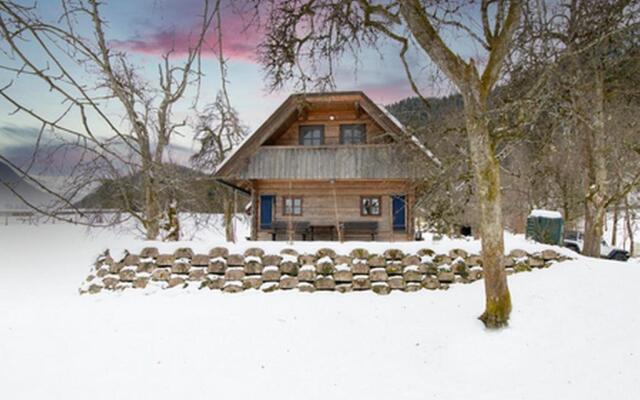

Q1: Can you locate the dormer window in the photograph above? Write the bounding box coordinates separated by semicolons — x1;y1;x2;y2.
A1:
340;124;366;144
299;125;324;145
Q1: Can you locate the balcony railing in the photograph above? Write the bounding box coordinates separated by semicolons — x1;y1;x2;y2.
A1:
233;144;424;180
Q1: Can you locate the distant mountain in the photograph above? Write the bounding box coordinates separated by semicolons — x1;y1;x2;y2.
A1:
0;161;55;210
386;94;464;130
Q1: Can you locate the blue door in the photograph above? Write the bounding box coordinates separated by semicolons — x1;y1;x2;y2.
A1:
260;195;274;229
392;195;406;231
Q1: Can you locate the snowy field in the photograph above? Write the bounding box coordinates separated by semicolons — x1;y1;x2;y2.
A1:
1;218;640;399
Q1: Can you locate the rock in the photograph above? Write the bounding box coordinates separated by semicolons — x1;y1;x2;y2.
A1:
209;247;229;258
334;255;352;265
383;248;404;260
352;262;370;275
403;268;423;282
315;248;336;259
298;266;316;282
388;276;406;290
505;268;515;275
137;262;155;274
541;249;560;260
369;268;388;282
299;255;316;265
88;283;103;294
504;257;515;267
514;263;531;272
262;255;283;266
385;262;403;275
448;248;468;259
191;254;209;267
123;254;140;266
244;261;264;275
262;266;281;282
280;248;298;256
334;269;353;282
352;275;371;290
188;268;206;281
279;275;299;290
223;281;244;293
242;275;263;290
156;254;175;267
349;248;369;259
434;255;452;266
173;247;194;259
372;282;391;295
205;275;225;289
280;262;299;276
314;276;335;290
151;268;171;282
368;256;386;267
168;276;186;288
401;255;421;266
140;247;159;258
452;262;469;278
437;271;455;283
509;249;528;258
244;247;265;257
171;262;191;274
132;277;149;289
102;276;119;289
208;259;227;274
119;268;136;282
316;261;335;275
405;282;422;292
109;262;124;274
96;267;109;278
336;284;353;293
466;255;482;266
227;254;244;266
468;268;483;281
260;282;279;292
225;267;245;281
422;276;440;290
417;248;435;257
298;282;315;293
529;257;545;268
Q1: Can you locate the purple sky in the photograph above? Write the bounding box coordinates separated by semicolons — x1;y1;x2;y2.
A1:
0;0;482;175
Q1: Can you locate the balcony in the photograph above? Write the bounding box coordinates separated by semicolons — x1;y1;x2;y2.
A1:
233;144;425;180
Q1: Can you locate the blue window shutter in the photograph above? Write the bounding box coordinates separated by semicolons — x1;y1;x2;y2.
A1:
260;195;274;229
392;195;406;231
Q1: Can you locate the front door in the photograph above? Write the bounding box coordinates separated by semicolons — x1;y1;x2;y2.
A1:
260;195;274;229
392;195;406;231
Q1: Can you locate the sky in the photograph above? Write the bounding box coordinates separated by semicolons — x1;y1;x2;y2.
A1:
0;0;484;177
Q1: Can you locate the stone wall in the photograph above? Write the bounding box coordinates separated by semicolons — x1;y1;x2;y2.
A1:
80;247;570;295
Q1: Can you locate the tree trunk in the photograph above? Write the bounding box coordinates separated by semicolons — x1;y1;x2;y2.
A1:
165;198;180;241
625;195;634;256
464;96;511;328
143;174;161;240
611;201;619;246
223;188;236;243
581;66;608;257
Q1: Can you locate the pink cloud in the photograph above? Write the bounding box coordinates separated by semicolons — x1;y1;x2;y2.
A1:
112;11;261;63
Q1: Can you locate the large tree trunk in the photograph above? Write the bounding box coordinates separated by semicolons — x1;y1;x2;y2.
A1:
143;174;161;240
464;96;512;328
625;195;634;256
581;66;608;257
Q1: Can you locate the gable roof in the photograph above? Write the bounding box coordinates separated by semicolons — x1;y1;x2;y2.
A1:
215;91;439;177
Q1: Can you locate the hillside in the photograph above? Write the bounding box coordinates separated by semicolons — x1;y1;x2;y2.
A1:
386;94;464;130
0;161;55;209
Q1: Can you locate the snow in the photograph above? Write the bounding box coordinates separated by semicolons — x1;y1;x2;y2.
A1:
1;220;640;399
529;209;563;219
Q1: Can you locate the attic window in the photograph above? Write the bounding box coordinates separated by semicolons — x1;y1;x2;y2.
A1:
299;125;324;145
340;124;366;144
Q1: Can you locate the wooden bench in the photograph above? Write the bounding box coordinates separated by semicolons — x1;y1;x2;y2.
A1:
341;221;378;241
270;221;310;241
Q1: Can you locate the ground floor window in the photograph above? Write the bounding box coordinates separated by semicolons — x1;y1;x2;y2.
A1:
283;196;303;215
360;196;381;216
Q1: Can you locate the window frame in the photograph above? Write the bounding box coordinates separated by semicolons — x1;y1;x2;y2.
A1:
360;196;381;217
298;125;325;146
339;124;366;145
283;196;303;216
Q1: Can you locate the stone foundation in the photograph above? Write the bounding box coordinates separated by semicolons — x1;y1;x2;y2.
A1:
80;247;570;295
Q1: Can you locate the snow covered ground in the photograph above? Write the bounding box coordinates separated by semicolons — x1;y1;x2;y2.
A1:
1;219;640;399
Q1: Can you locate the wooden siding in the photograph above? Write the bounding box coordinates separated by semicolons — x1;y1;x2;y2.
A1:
254;180;414;241
233;144;424;180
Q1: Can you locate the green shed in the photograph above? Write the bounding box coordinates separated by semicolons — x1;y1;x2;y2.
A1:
526;209;564;245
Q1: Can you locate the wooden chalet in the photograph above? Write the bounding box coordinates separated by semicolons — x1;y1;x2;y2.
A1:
215;91;431;241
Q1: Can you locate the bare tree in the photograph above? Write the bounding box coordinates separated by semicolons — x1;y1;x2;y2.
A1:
0;0;215;239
